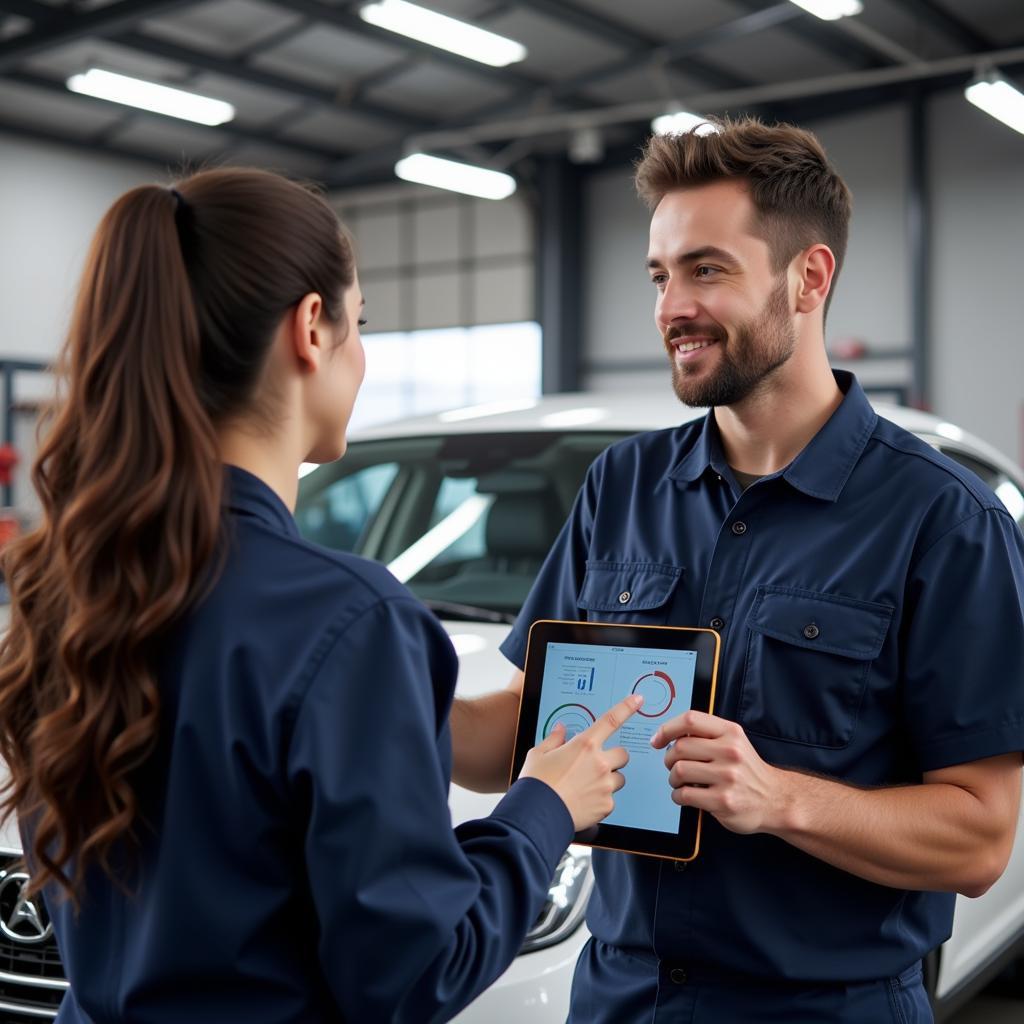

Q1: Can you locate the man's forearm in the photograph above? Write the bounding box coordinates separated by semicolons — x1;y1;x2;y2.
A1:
450;690;521;793
766;757;1020;897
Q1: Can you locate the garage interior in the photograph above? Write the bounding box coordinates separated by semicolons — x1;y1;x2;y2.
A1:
1;1;1023;1022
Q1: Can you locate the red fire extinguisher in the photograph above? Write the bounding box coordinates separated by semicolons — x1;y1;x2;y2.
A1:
0;444;18;487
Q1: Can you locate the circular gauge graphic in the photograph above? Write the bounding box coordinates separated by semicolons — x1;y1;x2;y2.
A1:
543;703;597;740
631;671;676;717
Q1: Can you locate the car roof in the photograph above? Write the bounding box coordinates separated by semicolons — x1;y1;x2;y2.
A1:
349;391;1023;485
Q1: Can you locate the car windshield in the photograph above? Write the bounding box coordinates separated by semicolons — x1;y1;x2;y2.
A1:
295;431;627;616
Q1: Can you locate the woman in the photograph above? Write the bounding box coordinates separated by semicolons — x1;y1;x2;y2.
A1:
0;168;638;1023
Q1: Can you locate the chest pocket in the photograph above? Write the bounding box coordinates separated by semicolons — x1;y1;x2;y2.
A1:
577;560;683;625
738;586;893;749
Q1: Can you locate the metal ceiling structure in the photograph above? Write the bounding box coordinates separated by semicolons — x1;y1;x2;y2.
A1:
1;0;1023;190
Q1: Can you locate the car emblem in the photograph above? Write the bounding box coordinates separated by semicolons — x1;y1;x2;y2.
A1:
0;871;53;944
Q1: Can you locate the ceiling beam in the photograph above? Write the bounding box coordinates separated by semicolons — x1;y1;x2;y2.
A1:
270;0;544;93
112;29;433;132
0;0;203;72
514;0;772;92
3;69;351;162
4;0;438;133
726;0;889;70
453;4;798;130
885;0;994;53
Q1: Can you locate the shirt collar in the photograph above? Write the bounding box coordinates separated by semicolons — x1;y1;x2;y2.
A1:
668;371;877;503
226;465;300;537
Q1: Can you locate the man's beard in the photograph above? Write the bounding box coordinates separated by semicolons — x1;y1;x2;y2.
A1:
665;276;796;409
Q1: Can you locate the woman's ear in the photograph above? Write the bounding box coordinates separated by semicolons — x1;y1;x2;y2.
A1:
289;292;325;372
794;244;836;315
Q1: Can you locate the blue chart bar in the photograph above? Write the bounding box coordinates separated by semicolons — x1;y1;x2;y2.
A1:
576;666;595;692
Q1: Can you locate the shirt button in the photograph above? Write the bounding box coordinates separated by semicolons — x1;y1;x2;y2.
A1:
618;591;631;604
670;967;688;984
803;623;820;640
709;616;725;630
731;521;747;536
673;860;688;873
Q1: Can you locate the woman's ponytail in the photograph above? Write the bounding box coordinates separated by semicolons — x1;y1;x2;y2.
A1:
0;168;354;903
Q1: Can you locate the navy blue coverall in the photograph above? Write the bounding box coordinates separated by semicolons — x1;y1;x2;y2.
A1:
45;466;574;1023
501;371;1024;1023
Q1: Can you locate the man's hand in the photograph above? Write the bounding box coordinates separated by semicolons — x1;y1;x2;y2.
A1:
650;710;785;835
450;671;525;793
651;710;1023;897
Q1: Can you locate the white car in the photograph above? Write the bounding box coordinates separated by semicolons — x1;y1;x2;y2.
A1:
0;392;1022;1021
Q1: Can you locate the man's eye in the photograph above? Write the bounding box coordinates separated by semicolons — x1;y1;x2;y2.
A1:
358;318;368;327
650;275;667;287
695;266;718;278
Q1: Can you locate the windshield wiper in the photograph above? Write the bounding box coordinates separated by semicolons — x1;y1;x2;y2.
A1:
422;599;517;625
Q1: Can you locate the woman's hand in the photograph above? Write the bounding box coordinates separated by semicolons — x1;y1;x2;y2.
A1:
520;694;643;831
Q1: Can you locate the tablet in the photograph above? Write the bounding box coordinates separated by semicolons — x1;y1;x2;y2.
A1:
510;620;721;862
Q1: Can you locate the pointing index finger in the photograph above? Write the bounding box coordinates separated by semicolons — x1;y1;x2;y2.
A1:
585;693;643;743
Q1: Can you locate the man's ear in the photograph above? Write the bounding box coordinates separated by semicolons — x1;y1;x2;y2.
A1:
794;244;836;315
289;292;325;372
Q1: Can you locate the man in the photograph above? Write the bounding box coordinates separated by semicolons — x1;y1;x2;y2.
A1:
451;117;1024;1022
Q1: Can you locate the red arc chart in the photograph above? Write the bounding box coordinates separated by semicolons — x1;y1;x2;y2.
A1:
631;670;676;717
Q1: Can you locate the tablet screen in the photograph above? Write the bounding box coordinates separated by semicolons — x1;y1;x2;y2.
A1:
536;642;697;833
512;620;720;862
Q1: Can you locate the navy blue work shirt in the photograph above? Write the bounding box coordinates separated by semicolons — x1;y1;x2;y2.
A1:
501;372;1024;997
46;466;573;1024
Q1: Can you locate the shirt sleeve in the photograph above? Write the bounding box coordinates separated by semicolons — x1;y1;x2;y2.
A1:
902;507;1024;772
499;453;603;670
287;596;574;1024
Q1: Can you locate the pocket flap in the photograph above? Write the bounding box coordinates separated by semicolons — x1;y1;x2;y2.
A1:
578;561;683;612
748;587;893;660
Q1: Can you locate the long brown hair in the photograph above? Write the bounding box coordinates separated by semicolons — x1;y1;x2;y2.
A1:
634;116;852;316
0;167;355;902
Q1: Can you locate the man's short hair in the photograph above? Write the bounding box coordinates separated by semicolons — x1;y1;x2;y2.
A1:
635;117;852;314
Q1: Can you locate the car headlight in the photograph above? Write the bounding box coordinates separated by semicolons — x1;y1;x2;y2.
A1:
519;844;593;954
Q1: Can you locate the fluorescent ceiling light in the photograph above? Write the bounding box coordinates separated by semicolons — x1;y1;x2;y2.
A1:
965;73;1024;136
395;153;516;200
787;0;862;20
651;110;717;136
360;0;526;67
66;68;234;126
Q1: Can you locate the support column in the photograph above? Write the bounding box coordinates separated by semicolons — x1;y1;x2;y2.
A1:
907;88;931;409
536;156;582;394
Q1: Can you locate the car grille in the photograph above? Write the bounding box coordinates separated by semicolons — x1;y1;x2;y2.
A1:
0;853;66;1021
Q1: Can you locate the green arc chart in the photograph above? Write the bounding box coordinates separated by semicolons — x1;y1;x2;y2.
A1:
542;703;596;740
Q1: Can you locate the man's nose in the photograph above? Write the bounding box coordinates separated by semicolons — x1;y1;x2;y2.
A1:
657;280;700;327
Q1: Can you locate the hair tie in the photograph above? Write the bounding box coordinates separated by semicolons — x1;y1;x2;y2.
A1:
168;187;192;250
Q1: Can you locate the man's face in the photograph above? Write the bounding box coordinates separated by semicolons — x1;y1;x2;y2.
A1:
647;180;796;409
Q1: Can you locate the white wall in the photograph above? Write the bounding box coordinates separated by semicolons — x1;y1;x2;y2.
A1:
0;133;157;363
334;185;535;334
929;91;1024;466
0;134;157;511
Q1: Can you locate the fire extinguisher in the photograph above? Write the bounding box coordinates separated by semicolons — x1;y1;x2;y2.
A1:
0;443;18;487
